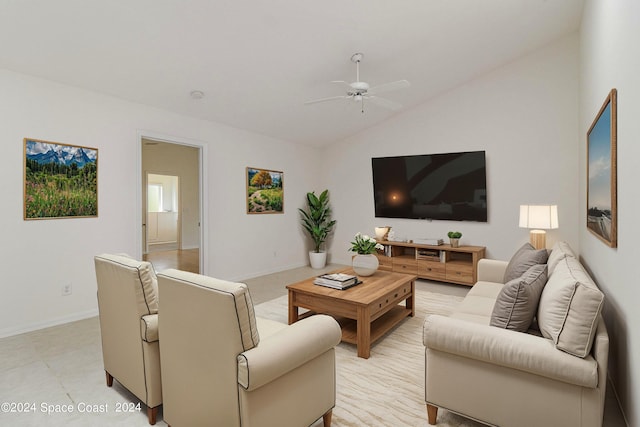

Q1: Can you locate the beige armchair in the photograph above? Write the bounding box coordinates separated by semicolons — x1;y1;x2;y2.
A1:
94;254;162;425
157;268;341;427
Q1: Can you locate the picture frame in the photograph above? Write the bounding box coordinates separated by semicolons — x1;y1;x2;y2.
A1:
246;167;284;214
586;88;617;248
24;138;98;220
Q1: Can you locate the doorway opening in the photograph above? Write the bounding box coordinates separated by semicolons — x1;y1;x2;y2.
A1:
140;136;204;274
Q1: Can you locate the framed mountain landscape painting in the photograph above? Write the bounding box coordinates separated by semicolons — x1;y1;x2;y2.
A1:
246;167;283;214
24;138;98;220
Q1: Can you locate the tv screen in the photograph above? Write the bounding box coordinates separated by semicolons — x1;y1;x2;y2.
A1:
371;151;487;222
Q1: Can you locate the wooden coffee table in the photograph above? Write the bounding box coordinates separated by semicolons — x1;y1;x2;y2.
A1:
286;268;416;359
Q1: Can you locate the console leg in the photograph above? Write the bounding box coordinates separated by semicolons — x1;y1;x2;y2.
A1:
105;371;113;387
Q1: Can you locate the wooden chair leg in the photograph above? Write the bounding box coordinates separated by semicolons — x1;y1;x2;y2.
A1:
147;406;158;425
105;371;113;387
323;409;333;426
427;404;438;425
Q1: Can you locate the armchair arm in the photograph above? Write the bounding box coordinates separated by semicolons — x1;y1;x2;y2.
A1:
140;314;159;343
477;259;508;283
237;314;341;391
423;315;598;388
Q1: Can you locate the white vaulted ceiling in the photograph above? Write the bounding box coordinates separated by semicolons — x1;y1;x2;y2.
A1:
0;0;584;146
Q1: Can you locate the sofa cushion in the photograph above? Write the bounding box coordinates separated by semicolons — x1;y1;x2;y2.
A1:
537;257;605;357
490;264;547;332
451;281;503;325
547;241;577;275
503;243;549;283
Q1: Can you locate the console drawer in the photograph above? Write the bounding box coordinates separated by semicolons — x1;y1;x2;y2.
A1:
376;255;393;271
445;263;474;284
417;260;446;281
393;258;418;275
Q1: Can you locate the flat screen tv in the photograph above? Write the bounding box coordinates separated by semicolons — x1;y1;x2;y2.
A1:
371;151;487;222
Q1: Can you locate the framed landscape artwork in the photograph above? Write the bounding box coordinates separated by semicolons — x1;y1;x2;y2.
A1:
246;167;283;214
24;138;98;220
587;89;617;248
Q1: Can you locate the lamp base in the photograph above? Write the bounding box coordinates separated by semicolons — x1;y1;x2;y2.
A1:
529;230;546;250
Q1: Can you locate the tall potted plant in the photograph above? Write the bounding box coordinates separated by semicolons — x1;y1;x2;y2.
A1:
298;189;337;269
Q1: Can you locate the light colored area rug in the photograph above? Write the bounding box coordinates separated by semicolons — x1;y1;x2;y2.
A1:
254;290;486;427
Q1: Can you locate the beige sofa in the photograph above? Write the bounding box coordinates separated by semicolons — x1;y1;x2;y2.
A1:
423;242;609;427
157;268;342;427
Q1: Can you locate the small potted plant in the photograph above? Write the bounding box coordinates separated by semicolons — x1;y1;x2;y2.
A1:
447;231;462;248
298;189;337;269
349;233;384;276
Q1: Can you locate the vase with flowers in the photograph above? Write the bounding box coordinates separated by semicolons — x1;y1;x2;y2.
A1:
349;232;384;276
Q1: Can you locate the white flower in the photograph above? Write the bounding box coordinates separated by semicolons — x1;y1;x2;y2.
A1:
362;234;370;241
375;243;384;250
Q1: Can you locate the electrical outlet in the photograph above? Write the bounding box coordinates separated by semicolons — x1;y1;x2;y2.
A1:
62;283;72;296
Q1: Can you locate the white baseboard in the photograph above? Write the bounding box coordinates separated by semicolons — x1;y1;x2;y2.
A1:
0;308;99;339
180;245;200;250
231;261;309;282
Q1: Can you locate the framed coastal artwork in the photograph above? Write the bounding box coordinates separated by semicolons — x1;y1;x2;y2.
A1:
246;167;284;214
586;89;617;248
24;138;98;220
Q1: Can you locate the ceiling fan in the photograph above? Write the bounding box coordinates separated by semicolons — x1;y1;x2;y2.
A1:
305;53;410;113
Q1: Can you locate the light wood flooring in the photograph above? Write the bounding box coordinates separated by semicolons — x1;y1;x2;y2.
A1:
143;248;199;273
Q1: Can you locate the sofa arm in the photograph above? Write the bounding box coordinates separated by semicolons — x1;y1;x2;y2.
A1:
477;259;508;283
140;314;158;343
423;315;598;388
237;314;341;391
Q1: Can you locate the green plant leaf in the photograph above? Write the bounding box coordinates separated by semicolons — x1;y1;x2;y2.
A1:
299;190;336;252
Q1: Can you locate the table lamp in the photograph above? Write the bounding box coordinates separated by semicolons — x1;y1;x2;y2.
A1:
519;205;558;250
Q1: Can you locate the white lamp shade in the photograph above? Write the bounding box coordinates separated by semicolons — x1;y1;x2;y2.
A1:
519;205;559;230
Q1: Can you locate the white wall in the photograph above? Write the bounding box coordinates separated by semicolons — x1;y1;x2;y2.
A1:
0;69;320;337
580;1;640;424
323;35;579;266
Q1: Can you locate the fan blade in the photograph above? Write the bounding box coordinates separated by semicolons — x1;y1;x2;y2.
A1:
366;95;403;110
304;95;349;105
368;80;410;95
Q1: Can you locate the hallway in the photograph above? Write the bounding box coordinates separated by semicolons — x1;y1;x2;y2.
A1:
143;248;199;273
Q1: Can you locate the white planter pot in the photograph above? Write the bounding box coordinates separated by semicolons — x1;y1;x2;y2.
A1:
309;251;327;269
352;254;379;277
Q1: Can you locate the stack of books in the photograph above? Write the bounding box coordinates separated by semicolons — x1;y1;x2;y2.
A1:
313;273;360;290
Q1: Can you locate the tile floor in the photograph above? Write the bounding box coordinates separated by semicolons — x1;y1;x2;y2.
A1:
0;264;627;426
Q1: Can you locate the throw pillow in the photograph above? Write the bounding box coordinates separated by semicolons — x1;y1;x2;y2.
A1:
546;241;577;275
491;264;548;332
537;256;605;358
503;243;549;283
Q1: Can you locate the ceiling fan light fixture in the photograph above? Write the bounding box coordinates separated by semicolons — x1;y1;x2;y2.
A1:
190;90;205;100
351;81;369;91
304;52;409;112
